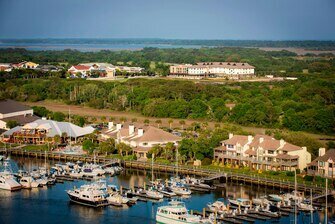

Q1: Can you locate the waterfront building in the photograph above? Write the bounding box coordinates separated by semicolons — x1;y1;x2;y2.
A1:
1;118;94;144
214;133;311;171
169;62;255;79
0;100;39;130
307;148;335;177
101;122;181;160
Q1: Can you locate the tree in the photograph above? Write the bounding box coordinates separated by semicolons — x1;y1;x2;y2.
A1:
101;116;106;124
168;119;174;129
99;138;115;155
144;119;150;125
82;139;95;154
6;120;19;129
52;112;65;122
131;118;138;123
120;117;127;123
116;142;132;156
53;135;61;146
179;120;186;130
155;119;162;128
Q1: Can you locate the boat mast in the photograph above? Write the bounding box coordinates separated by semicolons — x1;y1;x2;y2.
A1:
294;168;297;224
151;153;154;183
68;108;71;147
325;178;328;224
310;188;313;224
176;147;178;177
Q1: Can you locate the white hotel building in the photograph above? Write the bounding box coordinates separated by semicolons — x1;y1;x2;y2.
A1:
170;62;255;79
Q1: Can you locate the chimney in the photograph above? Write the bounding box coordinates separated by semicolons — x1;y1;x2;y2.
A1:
229;133;233;139
319;148;326;157
108;122;114;130
138;128;144;136
248;135;253;142
116;123;122;131
280;139;285;147
259;137;264;143
129;124;135;135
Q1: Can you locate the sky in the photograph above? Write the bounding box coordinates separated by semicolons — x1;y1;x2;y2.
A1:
0;0;334;40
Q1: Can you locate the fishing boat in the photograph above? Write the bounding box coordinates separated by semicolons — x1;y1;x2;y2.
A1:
228;198;252;209
156;201;211;224
19;176;40;188
0;160;21;191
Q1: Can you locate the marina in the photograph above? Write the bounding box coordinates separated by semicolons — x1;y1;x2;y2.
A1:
0;155;333;224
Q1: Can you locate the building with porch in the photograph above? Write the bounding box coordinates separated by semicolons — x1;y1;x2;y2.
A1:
1;118;94;144
214;133;311;171
0;99;39;130
307;148;335;177
101;122;181;160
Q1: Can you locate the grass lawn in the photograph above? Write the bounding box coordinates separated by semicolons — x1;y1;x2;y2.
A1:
23;144;48;151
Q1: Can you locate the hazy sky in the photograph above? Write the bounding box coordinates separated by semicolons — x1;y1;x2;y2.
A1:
0;0;334;40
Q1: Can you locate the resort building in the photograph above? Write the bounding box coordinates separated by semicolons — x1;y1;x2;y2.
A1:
0;63;12;72
214;133;311;171
169;62;255;79
307;148;335;177
0;100;39;130
101;122;181;160
79;63;116;78
1;118;94;144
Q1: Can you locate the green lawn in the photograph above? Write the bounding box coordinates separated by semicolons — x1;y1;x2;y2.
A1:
22;144;48;151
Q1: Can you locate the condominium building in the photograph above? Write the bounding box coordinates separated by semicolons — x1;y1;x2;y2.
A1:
101;122;181;160
214;133;311;171
169;62;255;79
307;148;335;177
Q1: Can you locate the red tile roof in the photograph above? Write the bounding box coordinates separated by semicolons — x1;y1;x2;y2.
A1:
281;143;302;152
72;65;90;70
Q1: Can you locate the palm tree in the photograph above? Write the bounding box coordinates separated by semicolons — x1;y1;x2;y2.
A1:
155;119;162;128
109;116;115;122
179;120;186;130
101;116;106;124
168;119;174;129
53;135;61;147
131;118;138;123
120;117;127;123
91;117;97;123
61;132;68;143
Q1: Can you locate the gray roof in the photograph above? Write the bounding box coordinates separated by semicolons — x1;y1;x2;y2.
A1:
0;100;32;114
1;114;40;125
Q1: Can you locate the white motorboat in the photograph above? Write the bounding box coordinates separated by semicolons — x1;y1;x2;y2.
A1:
20;176;40;188
0;160;21;191
252;197;272;207
103;167;115;175
297;202;315;212
146;188;164;200
107;194;123;207
66;184;109;207
228;198;252;209
156;201;212;224
268;194;284;202
207;199;228;214
171;186;192;196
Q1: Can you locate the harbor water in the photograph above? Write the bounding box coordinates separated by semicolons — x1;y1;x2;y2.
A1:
0;156;332;224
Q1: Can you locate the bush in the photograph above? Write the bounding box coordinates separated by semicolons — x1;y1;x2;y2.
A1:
286;171;295;177
202;158;212;166
269;171;280;175
304;175;314;182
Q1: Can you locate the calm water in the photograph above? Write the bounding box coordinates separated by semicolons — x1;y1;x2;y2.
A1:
0;157;331;224
0;42;202;51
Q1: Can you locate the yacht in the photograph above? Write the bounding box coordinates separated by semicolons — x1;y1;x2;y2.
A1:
19;176;40;188
228;198;252;209
106;193;123;207
252;197;272;207
183;177;215;191
0;161;21;191
66;184;109;207
268;194;284;202
207;199;228;214
146;187;164;200
156;201;211;224
171;185;192;196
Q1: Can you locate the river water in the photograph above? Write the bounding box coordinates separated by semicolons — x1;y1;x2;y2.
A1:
0;156;331;224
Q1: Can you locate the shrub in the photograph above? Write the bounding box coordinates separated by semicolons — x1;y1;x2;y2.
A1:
202;158;212;166
269;171;280;175
286;171;295;177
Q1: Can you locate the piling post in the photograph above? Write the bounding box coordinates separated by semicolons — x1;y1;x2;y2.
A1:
202;208;205;218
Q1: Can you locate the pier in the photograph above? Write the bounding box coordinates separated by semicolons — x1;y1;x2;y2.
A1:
0;148;329;194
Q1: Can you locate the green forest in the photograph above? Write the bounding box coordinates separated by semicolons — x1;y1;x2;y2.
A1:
0;47;334;76
0;77;334;135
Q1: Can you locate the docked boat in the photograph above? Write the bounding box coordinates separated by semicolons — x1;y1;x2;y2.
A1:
297;202;314;212
228;198;252;209
66;184;109;207
19;176;40;188
146;187;164;200
0;160;21;191
183;177;215;191
252;197;272;207
156;201;211;224
106;194;123;207
157;186;177;197
268;194;284;202
207;199;228;214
